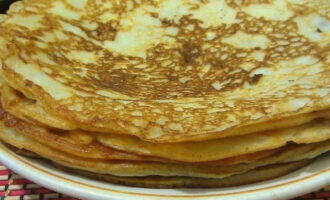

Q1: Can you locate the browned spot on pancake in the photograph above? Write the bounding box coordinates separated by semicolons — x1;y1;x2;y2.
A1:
88;22;118;41
227;0;272;8
181;42;201;65
250;74;263;84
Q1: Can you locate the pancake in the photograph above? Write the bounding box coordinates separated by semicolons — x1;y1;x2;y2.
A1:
0;103;294;165
0;0;329;190
1;82;330;162
97;119;330;162
0;104;169;162
1;83;77;129
7;145;311;189
0;0;329;142
292;0;330;18
54;160;311;189
0;14;6;20
0;119;329;178
3;82;330;139
3;90;330;162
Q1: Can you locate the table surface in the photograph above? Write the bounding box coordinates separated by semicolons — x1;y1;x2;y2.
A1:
0;162;329;200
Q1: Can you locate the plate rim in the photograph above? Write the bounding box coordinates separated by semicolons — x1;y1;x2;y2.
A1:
0;142;329;200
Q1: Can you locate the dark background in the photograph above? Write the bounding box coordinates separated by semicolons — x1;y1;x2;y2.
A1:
0;0;19;14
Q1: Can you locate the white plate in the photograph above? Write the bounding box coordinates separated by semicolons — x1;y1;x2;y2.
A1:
0;143;329;200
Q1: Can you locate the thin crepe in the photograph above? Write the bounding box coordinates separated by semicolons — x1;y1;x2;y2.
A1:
0;120;329;178
0;0;329;142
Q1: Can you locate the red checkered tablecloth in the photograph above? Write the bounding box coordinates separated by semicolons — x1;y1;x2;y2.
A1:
0;162;329;200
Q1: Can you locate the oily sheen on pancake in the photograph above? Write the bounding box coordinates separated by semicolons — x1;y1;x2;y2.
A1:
0;119;329;178
0;0;329;142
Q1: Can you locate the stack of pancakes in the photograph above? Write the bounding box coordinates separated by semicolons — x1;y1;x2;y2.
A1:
0;0;329;188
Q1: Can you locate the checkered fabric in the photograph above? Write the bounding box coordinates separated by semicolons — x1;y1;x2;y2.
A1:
294;185;330;200
0;163;77;200
0;162;329;200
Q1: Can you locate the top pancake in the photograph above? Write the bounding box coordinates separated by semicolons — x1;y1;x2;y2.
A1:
0;0;329;142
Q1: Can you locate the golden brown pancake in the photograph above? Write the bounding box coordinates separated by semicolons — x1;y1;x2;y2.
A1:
7;144;311;189
1;83;76;129
3;82;330;140
0;105;166;162
97;119;330;162
0;0;329;189
0;104;289;165
0;119;329;178
0;0;329;142
55;160;311;189
2;83;330;162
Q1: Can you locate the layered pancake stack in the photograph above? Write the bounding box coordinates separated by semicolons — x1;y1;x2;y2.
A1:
0;0;329;188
